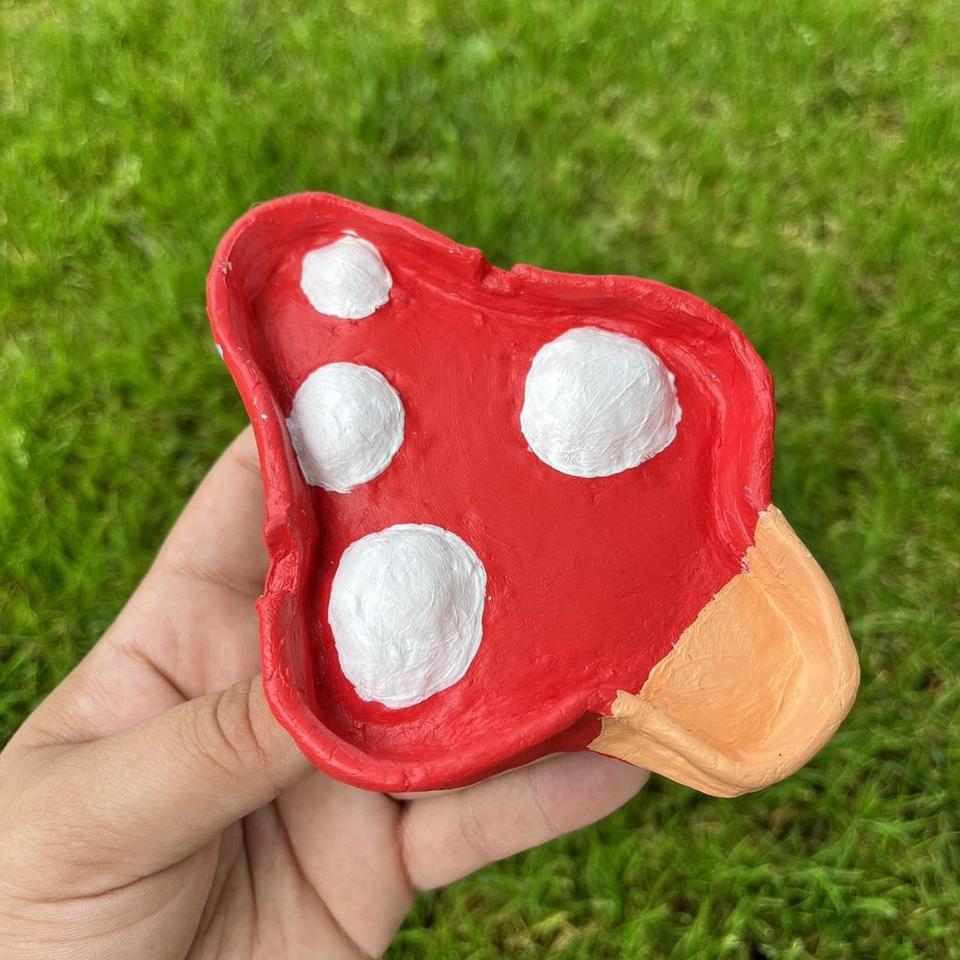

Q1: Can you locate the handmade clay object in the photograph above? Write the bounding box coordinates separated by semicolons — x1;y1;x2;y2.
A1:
207;193;859;796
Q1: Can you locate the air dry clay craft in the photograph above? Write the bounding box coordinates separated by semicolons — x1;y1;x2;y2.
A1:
207;193;859;797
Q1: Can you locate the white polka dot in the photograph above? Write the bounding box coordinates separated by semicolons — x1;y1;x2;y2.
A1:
328;524;486;708
520;327;681;478
286;363;404;493
300;235;392;319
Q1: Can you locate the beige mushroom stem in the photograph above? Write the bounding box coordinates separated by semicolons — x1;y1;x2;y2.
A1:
589;507;859;798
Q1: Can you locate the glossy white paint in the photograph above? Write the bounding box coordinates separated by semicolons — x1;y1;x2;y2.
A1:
287;362;404;493
328;524;487;708
520;326;681;478
300;235;392;319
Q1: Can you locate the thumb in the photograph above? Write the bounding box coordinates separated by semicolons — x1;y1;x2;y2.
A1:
49;676;313;878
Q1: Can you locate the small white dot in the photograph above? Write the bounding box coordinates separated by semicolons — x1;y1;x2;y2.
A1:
520;327;681;478
286;363;404;493
328;524;486;708
300;235;392;319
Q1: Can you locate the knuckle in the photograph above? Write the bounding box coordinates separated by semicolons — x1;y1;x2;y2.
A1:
182;680;271;782
458;793;498;866
527;763;565;839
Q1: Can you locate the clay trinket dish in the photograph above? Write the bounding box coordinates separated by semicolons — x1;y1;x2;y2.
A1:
207;193;859;796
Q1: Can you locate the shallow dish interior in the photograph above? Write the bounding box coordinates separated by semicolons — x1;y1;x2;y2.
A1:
207;194;773;791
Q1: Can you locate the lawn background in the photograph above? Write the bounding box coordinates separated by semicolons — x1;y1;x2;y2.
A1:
1;0;958;956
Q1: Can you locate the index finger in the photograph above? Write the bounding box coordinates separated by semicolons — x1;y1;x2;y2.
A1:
399;752;648;890
152;425;268;598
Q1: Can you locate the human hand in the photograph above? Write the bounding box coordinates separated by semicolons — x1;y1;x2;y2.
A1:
0;429;648;959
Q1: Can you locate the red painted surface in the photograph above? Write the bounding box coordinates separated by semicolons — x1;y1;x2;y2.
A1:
207;193;775;792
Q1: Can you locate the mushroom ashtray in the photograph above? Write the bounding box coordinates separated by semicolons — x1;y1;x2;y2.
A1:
207;193;859;796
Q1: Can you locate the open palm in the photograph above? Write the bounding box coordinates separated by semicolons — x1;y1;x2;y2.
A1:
0;429;646;959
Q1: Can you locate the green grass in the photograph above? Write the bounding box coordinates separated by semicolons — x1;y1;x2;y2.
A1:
2;0;958;955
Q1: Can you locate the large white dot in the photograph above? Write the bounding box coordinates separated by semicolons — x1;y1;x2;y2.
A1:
286;363;404;493
300;235;392;319
520;326;681;478
328;524;487;709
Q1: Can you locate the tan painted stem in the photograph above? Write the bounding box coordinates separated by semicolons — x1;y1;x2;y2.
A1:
589;507;859;798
